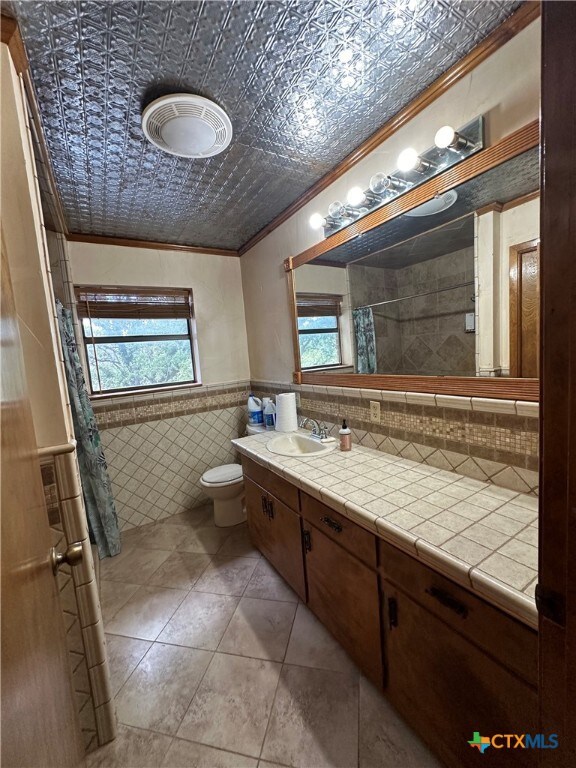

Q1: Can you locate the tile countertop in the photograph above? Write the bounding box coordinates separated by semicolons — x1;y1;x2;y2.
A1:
232;432;539;629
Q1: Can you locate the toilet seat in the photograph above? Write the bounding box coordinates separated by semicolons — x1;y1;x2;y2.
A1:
201;464;243;486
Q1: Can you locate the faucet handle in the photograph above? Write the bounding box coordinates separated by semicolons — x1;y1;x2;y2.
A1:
319;422;328;439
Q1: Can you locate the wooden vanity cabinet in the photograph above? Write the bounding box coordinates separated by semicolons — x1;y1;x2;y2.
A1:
382;581;538;768
303;521;383;687
242;468;306;601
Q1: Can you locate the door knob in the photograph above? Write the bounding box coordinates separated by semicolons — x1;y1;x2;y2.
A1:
50;542;83;574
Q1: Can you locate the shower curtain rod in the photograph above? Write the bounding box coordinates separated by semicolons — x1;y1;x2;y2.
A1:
354;280;475;311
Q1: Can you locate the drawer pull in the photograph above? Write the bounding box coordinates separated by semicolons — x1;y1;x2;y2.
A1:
388;597;398;629
426;587;468;618
268;499;275;520
303;529;312;553
261;496;268;516
320;516;343;534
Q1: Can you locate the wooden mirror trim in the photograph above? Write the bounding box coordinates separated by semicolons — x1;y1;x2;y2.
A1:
286;119;539;272
287;120;541;401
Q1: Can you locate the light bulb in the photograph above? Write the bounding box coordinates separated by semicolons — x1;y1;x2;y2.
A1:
309;212;326;230
328;201;345;218
369;173;388;194
397;147;420;172
434;125;457;149
346;186;366;207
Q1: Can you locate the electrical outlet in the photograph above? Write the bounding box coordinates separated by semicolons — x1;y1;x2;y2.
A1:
370;400;381;423
294;391;301;407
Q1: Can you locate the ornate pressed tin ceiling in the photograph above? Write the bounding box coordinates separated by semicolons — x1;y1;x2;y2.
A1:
10;0;523;251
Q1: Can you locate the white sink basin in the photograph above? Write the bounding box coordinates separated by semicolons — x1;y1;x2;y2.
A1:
267;433;335;457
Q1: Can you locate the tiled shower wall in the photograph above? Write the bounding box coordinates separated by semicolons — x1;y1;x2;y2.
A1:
251;381;539;495
92;383;250;530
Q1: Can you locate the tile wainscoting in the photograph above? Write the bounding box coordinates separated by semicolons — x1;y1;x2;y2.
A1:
93;383;250;530
251;382;539;496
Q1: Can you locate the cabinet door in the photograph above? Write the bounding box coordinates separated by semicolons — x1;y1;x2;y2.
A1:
383;583;538;768
305;524;383;687
245;478;306;601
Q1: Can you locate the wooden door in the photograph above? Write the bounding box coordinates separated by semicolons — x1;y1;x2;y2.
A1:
383;582;538;768
305;523;383;686
510;239;540;377
539;3;576;764
1;242;84;768
245;477;306;601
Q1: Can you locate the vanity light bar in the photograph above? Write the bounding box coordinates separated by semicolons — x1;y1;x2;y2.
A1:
309;115;484;234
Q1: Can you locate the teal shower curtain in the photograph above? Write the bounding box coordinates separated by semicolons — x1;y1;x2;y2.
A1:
56;301;121;558
353;307;377;374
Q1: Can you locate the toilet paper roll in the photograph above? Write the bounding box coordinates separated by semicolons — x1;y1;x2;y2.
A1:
275;392;298;432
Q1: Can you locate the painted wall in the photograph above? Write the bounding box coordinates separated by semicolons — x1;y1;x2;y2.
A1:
0;44;72;448
240;20;541;384
68;242;250;386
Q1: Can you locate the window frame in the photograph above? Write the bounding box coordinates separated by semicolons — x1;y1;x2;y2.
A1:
75;285;199;396
296;293;343;371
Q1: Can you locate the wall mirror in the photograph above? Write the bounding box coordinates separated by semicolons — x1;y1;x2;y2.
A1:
287;121;540;401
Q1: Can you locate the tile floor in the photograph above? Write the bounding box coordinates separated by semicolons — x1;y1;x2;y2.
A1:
90;505;443;768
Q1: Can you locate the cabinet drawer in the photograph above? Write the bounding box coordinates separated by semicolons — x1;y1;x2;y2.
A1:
306;524;383;687
242;457;299;511
378;540;537;685
301;493;377;569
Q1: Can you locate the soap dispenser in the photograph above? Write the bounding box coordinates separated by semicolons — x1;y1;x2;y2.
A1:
339;420;352;451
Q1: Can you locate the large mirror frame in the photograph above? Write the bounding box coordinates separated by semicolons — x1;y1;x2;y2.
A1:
286;120;540;401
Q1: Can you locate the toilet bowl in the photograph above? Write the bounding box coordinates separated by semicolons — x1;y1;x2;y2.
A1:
200;424;266;527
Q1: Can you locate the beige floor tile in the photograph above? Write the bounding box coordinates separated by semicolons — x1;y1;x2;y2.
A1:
441;535;492;566
147;551;211;590
105;634;152;696
178;653;281;757
244;559;298;603
516;526;539;547
476;552;536;590
194;555;258;596
359;677;442;768
136;523;197;550
284;604;358;675
85;723;172;767
261;664;359;768
218;597;297;661
177;526;231;555
115;642;211;735
162;738;258;767
258;762;290;768
157;591;239;650
99;580;141;624
163;505;214;528
216;525;261;559
106;585;187;640
100;547;172;584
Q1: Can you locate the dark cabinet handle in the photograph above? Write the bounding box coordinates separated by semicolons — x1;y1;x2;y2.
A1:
268;499;275;519
388;597;398;629
303;529;312;553
261;496;268;516
425;587;468;618
320;516;343;533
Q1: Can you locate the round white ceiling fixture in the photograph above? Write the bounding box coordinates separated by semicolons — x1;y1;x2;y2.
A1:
142;94;233;158
404;190;458;217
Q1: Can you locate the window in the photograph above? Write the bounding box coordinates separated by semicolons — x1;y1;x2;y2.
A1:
75;286;197;394
296;293;342;369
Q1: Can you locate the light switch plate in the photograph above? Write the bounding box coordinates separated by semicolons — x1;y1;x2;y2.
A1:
370;400;381;423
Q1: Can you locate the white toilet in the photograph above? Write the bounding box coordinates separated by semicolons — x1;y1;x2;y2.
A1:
200;424;266;527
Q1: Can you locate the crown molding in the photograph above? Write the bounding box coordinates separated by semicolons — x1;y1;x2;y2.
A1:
66;233;239;258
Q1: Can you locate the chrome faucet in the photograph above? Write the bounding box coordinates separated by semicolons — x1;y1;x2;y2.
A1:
299;417;328;440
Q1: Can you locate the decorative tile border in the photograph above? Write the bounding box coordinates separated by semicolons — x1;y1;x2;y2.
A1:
92;381;250;430
251;381;539;496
